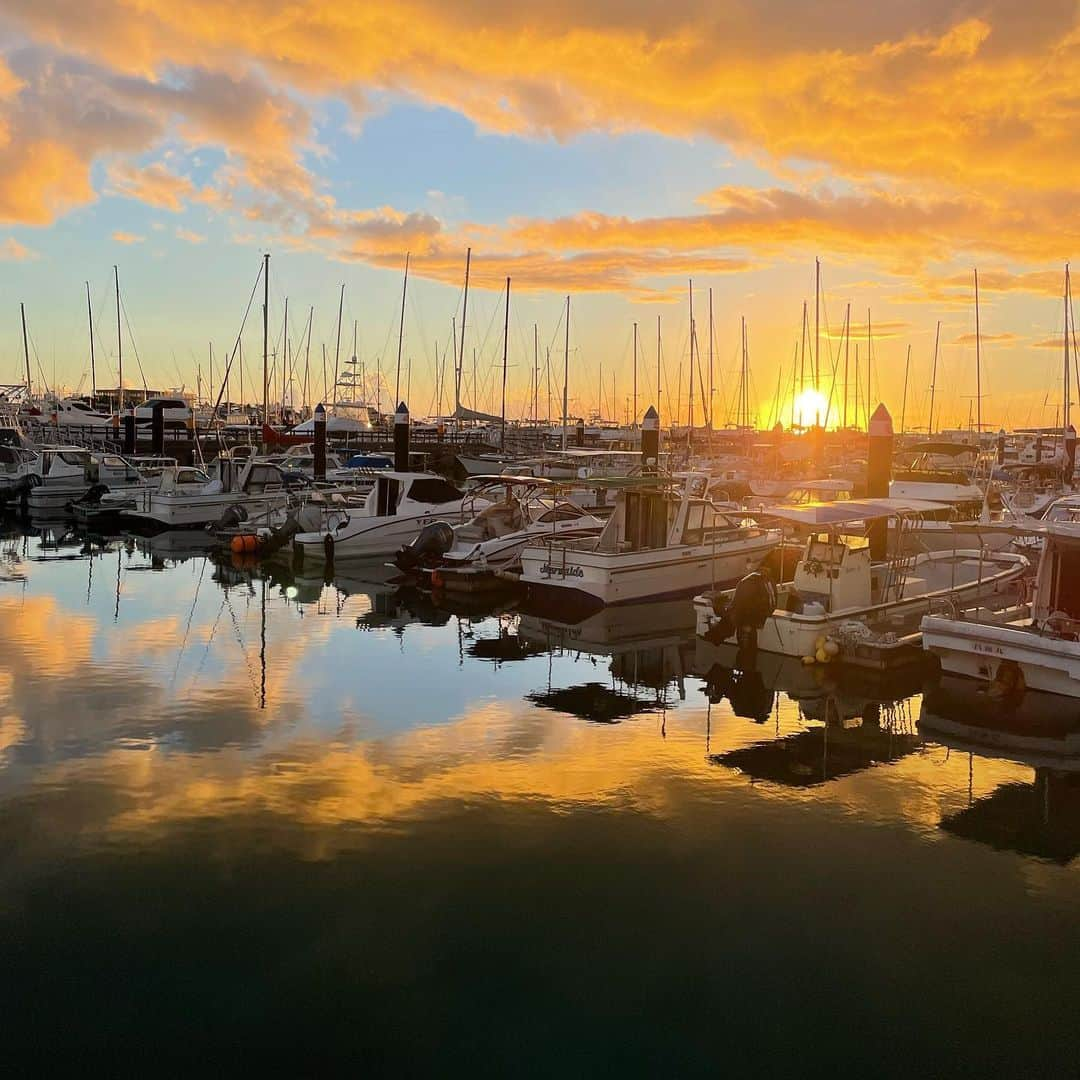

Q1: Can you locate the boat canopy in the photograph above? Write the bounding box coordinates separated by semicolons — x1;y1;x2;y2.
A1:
895;441;978;458
765;497;946;526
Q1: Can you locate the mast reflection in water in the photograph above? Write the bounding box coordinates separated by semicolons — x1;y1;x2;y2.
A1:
0;523;1079;1071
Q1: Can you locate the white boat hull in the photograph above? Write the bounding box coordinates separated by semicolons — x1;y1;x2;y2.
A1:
295;507;472;560
921;616;1080;699
519;533;779;608
121;490;293;528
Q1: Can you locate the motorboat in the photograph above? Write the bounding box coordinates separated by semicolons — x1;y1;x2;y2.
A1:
0;445;39;504
398;476;604;591
695;498;1030;658
517;473;780;611
25;449;150;512
922;520;1080;701
119;457;301;529
50;397;116;430
293;471;479;561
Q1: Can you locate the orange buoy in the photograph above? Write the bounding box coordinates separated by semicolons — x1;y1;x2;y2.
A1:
230;535;245;553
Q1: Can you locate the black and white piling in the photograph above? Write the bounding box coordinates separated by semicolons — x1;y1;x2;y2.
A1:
641;405;659;473
575;418;585;448
394;401;410;471
867;403;893;561
313;402;326;480
1065;424;1077;486
996;428;1006;466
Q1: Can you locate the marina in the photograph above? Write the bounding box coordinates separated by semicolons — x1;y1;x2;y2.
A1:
2;0;1079;1056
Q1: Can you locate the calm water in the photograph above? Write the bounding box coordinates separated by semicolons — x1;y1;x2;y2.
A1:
2;521;1079;1070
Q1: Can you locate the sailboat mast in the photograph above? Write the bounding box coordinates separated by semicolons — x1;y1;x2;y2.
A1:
457;249;471;422
974;269;982;437
500;276;510;451
395;252;409;403
20;303;30;396
114;265;123;409
562;295;570;450
332;283;344;414
842;302;850;429
632;321;638;424
533;323;539;423
85;282;96;400
261;253;269;426
1065;263;1072;430
282;296;288;419
687;280;695;440
900;344;911;436
708;288;714;434
866;309;872;416
656;315;662;423
929;320;941;436
814;257;821;396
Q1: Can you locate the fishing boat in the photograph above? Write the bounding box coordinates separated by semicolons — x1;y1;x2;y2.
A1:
922;520;1080;701
398;476;603;592
695;498;1029;658
517;474;780;611
293;471;478;561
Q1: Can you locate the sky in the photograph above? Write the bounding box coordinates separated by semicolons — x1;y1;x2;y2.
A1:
0;0;1077;430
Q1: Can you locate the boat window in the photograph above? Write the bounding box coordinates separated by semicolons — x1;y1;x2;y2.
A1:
176;469;209;485
408;478;464;504
1052;546;1080;621
58;452;90;466
244;465;282;492
536;503;584;523
683;501;707;544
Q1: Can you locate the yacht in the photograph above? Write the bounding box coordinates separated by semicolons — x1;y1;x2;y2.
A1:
694;498;1029;658
293;472;478;561
517;474;780;610
922;520;1080;700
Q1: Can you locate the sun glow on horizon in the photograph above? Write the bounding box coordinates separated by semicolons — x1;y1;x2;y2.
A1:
789;388;829;430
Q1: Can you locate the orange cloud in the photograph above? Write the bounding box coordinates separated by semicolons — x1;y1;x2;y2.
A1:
0;236;37;260
108;161;194;211
951;331;1019;345
175;226;206;244
112;230;144;244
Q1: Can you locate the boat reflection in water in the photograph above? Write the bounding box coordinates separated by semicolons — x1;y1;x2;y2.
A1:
921;682;1080;864
698;636;927;782
517;597;697;722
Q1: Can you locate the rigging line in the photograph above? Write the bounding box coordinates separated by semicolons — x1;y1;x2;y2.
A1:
223;589;260;700
189;596;227;694
118;292;149;393
170;556;208;687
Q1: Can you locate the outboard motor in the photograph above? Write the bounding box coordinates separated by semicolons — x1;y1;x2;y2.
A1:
74;482;110;507
705;570;775;661
394;521;455;572
217;504;248;531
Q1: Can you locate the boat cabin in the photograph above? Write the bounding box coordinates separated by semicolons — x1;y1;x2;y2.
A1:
1032;525;1080;635
596;475;745;553
357;473;465;518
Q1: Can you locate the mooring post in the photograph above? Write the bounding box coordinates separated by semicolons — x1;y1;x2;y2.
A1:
314;402;326;480
394;401;410;471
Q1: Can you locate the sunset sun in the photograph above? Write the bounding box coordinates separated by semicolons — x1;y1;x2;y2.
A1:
791;388;829;429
